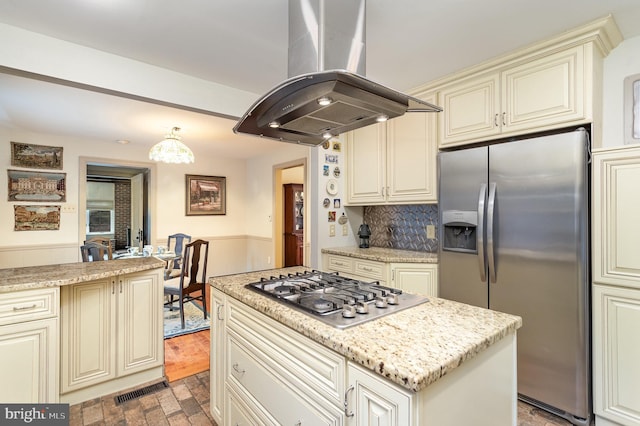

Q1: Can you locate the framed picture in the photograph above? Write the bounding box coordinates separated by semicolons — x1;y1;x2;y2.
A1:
14;205;61;231
8;170;66;202
11;142;63;169
624;73;640;145
186;175;226;216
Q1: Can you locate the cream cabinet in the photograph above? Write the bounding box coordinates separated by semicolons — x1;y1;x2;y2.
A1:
439;45;588;148
592;146;640;425
346;362;412;425
213;288;345;425
0;288;59;403
210;289;225;425
390;263;438;297
324;253;438;297
211;287;517;425
346;93;438;205
60;269;164;404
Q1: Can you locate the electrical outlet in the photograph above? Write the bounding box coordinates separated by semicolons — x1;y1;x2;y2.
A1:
267;256;271;264
329;224;336;237
342;224;348;236
426;225;436;239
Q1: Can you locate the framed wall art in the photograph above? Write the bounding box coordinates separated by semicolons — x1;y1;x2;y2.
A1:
624;73;640;145
11;142;63;169
8;170;66;202
186;174;226;216
14;205;61;231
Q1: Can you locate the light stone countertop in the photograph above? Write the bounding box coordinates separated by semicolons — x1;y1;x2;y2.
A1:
322;246;438;263
209;266;522;393
0;257;166;293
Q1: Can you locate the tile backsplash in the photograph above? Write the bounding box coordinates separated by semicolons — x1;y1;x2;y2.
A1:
363;204;439;252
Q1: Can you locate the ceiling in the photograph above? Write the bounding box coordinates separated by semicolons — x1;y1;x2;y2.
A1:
1;0;640;160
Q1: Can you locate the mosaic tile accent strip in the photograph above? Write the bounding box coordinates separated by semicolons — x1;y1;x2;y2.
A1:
364;204;438;252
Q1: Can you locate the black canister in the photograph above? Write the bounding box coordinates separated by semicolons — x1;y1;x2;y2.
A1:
357;223;371;248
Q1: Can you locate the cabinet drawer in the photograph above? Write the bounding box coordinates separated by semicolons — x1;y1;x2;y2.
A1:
227;298;345;406
327;255;354;274
227;334;343;425
0;288;58;326
354;260;385;281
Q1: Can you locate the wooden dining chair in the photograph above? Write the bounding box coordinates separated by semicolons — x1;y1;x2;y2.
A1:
165;233;192;279
80;241;113;262
163;239;209;329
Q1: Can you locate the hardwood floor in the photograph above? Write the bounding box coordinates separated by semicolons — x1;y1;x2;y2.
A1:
164;330;210;382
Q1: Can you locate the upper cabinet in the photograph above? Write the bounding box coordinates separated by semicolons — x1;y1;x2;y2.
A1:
345;92;438;205
439;46;586;147
416;16;622;149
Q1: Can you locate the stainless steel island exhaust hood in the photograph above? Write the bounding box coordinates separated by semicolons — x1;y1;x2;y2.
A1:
233;0;441;146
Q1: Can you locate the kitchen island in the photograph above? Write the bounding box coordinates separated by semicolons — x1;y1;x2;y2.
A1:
210;267;522;425
0;257;166;404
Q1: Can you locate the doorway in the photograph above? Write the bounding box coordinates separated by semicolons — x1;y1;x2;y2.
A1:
274;160;306;268
79;157;156;253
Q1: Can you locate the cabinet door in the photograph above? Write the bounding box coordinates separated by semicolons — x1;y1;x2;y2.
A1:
117;270;163;375
347;362;412;426
0;318;58;403
502;45;585;133
593;147;640;287
593;284;640;425
438;73;501;147
346;123;386;204
61;279;116;393
386;99;437;203
391;264;438;297
210;289;225;424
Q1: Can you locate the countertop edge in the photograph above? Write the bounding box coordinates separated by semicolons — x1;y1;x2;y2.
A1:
321;247;438;263
0;258;166;293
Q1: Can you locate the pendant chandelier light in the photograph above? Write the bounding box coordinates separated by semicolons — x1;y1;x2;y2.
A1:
148;126;195;164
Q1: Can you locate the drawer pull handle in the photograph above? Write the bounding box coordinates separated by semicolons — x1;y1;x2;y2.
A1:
344;385;354;417
216;304;224;320
362;267;372;271
232;363;245;375
13;304;37;311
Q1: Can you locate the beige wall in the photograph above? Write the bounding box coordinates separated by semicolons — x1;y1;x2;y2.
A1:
0;125;309;274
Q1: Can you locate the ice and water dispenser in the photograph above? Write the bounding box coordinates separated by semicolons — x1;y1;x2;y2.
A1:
442;210;478;253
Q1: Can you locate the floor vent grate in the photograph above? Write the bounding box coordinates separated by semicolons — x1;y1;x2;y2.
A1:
114;380;169;405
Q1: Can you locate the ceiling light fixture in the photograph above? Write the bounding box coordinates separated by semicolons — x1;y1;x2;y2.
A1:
376;114;389;123
148;127;195;164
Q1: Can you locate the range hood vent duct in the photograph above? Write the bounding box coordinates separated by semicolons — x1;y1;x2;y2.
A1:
233;0;441;146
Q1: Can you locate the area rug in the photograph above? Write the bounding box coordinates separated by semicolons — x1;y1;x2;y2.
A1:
164;301;210;339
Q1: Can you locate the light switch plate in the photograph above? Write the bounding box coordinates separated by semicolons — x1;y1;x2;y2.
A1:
329;224;335;237
426;225;436;239
342;224;348;236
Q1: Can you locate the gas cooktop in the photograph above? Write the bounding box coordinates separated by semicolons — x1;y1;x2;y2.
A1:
245;270;429;329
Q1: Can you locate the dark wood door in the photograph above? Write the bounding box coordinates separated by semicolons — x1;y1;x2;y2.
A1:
283;183;303;266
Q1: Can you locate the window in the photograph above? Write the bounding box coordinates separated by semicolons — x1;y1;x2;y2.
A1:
86;209;115;235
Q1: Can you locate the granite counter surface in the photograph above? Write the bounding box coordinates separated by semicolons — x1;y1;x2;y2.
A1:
210;267;521;393
0;257;165;293
322;246;438;263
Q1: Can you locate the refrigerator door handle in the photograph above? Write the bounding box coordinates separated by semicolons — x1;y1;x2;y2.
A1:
487;182;497;283
477;184;487;282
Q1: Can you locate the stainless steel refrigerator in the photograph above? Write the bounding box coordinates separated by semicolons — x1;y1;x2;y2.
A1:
438;128;591;426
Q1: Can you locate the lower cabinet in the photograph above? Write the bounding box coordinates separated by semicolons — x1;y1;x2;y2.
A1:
60;269;164;404
211;288;517;425
0;287;59;403
593;284;640;426
346;362;412;425
324;253;438;297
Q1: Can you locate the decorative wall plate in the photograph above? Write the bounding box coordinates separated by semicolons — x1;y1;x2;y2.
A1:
326;179;338;195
